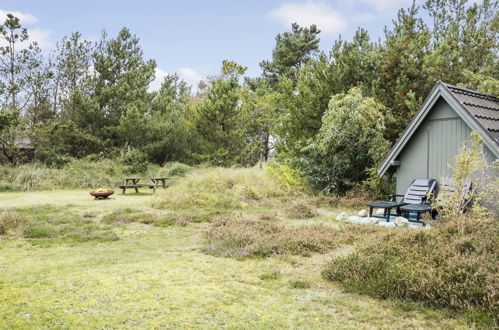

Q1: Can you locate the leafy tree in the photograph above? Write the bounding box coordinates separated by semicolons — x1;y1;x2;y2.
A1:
0;14;41;164
0;110;23;164
300;88;389;194
273;54;339;155
29;120;104;166
459;70;499;96
24;50;54;126
260;23;320;86
152;73;190;115
273;29;381;157
239;81;278;164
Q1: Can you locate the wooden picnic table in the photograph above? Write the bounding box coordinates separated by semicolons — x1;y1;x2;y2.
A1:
119;177;168;194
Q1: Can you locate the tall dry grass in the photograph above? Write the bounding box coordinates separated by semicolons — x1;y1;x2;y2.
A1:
0;160;192;191
153;167;291;213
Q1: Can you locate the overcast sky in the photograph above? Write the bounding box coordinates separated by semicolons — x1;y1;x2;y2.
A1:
1;0;419;90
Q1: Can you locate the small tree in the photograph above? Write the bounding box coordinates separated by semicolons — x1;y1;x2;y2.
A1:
302;87;389;194
438;132;498;222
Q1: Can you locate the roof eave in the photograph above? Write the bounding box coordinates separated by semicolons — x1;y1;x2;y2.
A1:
378;81;445;176
378;82;499;177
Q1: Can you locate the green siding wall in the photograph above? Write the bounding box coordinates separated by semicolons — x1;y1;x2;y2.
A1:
428;118;471;180
395;98;474;194
396;122;428;194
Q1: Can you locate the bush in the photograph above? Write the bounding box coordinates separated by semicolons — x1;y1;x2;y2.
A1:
297;88;390;194
158;162;193;177
203;216;381;258
289;279;311;289
322;218;499;325
362;166;395;199
101;209;168;225
118;147;149;174
283;200;317;219
265;160;309;192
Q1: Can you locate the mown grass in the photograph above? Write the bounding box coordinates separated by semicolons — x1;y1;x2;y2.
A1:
0;205;118;244
0;223;468;328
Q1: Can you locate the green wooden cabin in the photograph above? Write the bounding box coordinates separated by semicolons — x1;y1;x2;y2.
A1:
378;81;499;195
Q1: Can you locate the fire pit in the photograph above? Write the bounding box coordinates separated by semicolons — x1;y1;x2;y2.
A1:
90;189;115;200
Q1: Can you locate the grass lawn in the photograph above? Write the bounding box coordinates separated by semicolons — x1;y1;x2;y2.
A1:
0;189;468;328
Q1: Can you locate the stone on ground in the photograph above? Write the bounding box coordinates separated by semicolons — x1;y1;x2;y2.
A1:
394;216;409;227
375;208;385;216
358;209;367;217
336;212;348;221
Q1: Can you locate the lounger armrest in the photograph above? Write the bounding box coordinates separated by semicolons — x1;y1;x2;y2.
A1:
389;194;404;202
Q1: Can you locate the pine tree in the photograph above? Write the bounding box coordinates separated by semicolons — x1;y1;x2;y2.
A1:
260;23;320;86
194;61;246;165
93;28;156;132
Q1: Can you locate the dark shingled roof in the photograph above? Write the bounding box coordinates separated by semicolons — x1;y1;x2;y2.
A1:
378;81;499;176
444;83;499;145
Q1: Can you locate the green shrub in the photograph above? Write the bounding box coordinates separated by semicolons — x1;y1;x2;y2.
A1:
118;147;149;174
101;209;167;225
259;270;282;280
23;225;54;238
203;216;378;258
298;88;390;194
362;166;395;199
158;162;193;177
284;200;317;219
289;279;311;289
265;160;309;192
322;218;499;325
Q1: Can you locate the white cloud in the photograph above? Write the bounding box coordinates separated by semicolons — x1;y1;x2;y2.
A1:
150;67;205;93
269;1;347;36
150;68;169;92
350;12;376;23
0;9;55;51
27;28;55;50
358;0;416;12
0;9;38;24
178;67;204;89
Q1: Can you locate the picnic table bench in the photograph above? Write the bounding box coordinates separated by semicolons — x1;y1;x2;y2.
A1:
118;177;169;194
